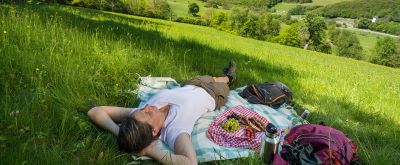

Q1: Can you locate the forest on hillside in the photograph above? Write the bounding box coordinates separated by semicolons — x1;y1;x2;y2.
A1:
213;0;312;9
320;0;400;22
319;0;400;35
7;0;400;67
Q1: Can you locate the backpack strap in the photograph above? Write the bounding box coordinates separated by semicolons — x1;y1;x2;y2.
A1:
251;84;264;104
265;94;286;105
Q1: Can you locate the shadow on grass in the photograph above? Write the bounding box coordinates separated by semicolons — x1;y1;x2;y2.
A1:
32;4;300;92
15;4;301;163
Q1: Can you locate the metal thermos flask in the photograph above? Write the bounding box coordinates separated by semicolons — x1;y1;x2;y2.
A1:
301;109;310;119
260;123;279;164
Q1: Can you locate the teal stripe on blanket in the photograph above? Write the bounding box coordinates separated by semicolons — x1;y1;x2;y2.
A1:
192;128;208;136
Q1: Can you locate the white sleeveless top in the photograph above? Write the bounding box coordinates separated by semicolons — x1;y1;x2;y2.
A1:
129;85;215;150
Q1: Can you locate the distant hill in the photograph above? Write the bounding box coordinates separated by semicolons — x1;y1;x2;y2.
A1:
319;0;400;22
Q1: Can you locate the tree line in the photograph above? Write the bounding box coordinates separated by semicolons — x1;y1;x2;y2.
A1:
9;0;400;68
10;0;174;20
319;0;400;36
275;15;400;67
320;0;400;22
209;8;281;41
356;19;400;36
274;13;331;54
198;0;311;10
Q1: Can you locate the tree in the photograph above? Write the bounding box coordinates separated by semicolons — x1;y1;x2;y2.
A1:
109;0;117;11
188;3;200;16
210;12;228;30
125;0;153;17
304;13;327;50
336;31;363;59
274;22;309;47
266;0;276;8
373;37;399;67
205;0;219;8
238;12;280;41
229;7;249;34
240;15;258;38
315;40;332;54
357;18;370;29
257;13;281;41
288;5;306;15
144;0;173;19
327;24;340;44
299;0;312;3
203;8;216;22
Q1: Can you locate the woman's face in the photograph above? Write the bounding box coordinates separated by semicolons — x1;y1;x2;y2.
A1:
132;105;163;136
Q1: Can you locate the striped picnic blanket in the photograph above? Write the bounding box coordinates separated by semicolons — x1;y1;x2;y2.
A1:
131;76;307;162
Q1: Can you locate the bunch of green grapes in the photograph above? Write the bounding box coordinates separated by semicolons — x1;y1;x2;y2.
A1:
221;118;240;133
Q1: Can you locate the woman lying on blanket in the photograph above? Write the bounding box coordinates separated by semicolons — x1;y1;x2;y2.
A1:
87;61;236;165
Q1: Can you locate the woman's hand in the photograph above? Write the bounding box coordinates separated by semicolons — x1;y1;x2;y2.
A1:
138;140;159;156
143;133;198;165
87;106;132;136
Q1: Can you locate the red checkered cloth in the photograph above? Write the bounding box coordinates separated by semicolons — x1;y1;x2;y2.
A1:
207;105;269;149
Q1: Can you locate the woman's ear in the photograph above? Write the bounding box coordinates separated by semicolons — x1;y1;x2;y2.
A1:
152;128;159;137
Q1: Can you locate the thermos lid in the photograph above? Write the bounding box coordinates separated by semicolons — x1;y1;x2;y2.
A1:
265;123;277;134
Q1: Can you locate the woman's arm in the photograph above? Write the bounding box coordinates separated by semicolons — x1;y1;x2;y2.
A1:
87;106;132;136
143;133;197;165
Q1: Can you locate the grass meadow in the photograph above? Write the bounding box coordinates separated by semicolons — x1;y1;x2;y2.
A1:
167;0;228;18
351;31;381;61
167;0;204;18
272;0;352;13
349;29;399;62
1;3;400;164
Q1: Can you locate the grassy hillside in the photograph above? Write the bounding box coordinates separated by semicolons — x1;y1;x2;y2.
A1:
167;0;204;17
331;27;400;61
272;0;351;14
167;0;229;18
303;0;352;6
355;32;381;60
1;3;400;164
350;30;399;61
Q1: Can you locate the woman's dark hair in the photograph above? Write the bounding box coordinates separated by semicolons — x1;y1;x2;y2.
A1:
117;117;155;153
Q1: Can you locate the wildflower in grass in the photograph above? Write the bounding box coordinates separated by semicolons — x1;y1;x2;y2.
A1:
0;136;6;141
9;111;20;117
3;30;6;34
9;73;16;80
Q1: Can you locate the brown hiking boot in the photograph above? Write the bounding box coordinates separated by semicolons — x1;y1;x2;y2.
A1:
222;60;236;85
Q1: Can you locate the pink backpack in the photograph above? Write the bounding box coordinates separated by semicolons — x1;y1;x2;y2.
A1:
273;124;360;165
